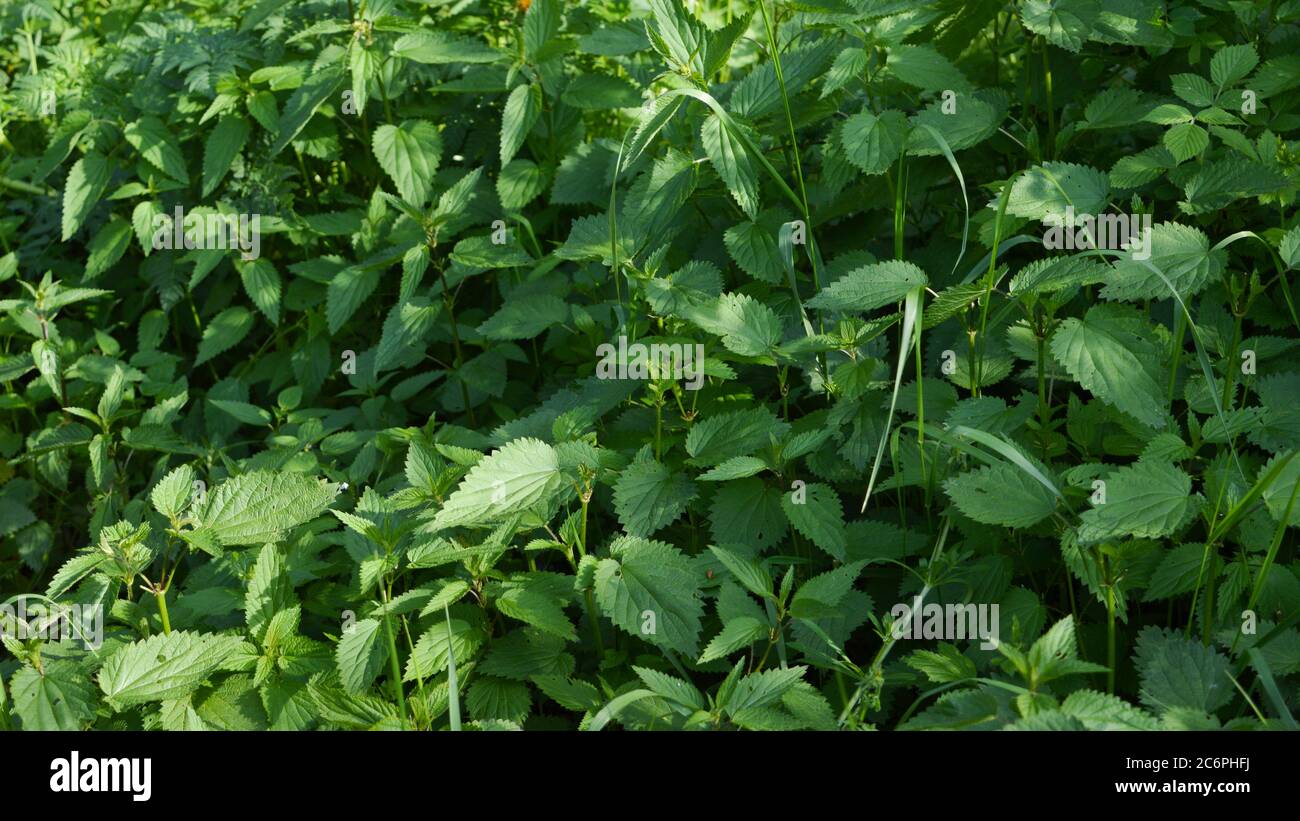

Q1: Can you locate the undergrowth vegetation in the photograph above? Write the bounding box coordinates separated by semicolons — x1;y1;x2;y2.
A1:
1;0;1299;731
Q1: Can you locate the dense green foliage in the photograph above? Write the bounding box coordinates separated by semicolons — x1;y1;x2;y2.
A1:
1;0;1300;731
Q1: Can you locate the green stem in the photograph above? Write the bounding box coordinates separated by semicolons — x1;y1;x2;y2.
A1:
435;262;475;427
1104;554;1116;695
0;177;50;196
380;599;409;729
584;590;605;656
1167;307;1186;406
756;0;826;382
576;492;605;656
654;400;662;460
1041;40;1055;157
1221;308;1244;411
401;616;427;729
1036;316;1050;427
756;0;820;299
1202;566;1216;646
154;589;171;635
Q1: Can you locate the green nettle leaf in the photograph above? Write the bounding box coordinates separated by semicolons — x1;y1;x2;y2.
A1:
245;543;293;641
723;211;786;283
1050;306;1166;428
477;296;567;341
1143;543;1211;601
1143;103;1193;125
709;292;784;357
497;159;549;211
945;463;1058;528
1134;626;1232;713
84;218;134;280
349;42;375;114
1077;461;1196;544
373;120;443;207
780;482;847;560
151;464;195;519
98;631;244;708
269;65;343;156
700;616;768;663
1102;222;1224;301
1006;162;1110;222
838;109;907;176
375;297;440;374
1081;88;1152;130
708;545;772;600
907;644;978;684
451;235;534;269
1210;44;1259;88
523;0;562;58
613;454;698;537
701;113;760;219
561;74;642;110
195;306;256;366
907;96;1002;155
392;31;501;64
500;83;541;166
887;45;971;92
790;561;866;619
432;438;564;529
124;116;188;183
405;618;484;680
646;0;707;74
1279;224;1300;269
1179;158;1288;214
806;260;927;313
495;580;577;640
821;45;866;98
200;114;248;196
199;471;338;546
1019;0;1101;53
1059;689;1159;730
237;259;282;324
698;456;767;481
327;265;381;334
709;478;788;549
336;618;389;694
1259;452;1300;527
685;407;787;466
11;661;97;730
595;536;704;655
62;152;112;240
1163;122;1208;163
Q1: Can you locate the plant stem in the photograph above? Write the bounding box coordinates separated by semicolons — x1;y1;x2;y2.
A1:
577;491;605;656
654;399;662;460
1099;548;1116;694
1036;319;1049;426
154;589;171;635
1041;40;1055;157
435;262;475;426
380;596;409;729
1167;307;1186;405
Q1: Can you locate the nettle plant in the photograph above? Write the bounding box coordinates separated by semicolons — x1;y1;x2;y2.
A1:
1;0;1299;731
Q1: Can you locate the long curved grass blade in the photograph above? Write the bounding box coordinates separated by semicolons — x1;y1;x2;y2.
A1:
1112;251;1247;482
1245;649;1298;729
1212;230;1300;334
587;688;659;732
861;287;923;513
948;424;1064;500
444;603;461;731
915;123;970;281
